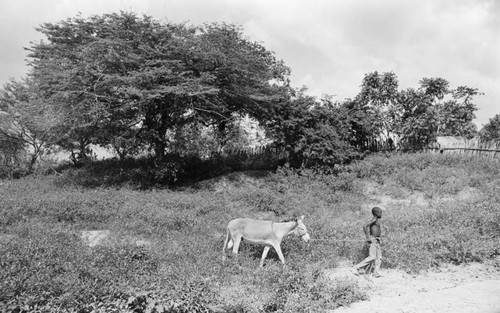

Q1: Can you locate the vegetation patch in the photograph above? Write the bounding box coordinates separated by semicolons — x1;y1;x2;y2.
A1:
1;153;500;312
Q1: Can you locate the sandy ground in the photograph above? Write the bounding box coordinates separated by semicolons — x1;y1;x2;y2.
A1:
328;262;500;313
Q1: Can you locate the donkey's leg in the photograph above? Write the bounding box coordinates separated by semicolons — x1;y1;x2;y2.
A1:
231;235;243;267
260;246;271;267
232;235;242;255
273;244;286;266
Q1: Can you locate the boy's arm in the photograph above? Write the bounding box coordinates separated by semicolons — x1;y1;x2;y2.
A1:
362;217;377;242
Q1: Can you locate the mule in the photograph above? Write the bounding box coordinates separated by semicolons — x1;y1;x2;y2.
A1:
222;215;310;267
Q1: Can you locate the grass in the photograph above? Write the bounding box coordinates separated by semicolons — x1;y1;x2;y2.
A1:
1;152;500;312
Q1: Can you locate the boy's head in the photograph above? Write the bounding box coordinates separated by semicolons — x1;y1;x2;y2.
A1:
372;207;382;218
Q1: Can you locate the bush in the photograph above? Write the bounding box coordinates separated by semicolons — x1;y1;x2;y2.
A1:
51;150;287;189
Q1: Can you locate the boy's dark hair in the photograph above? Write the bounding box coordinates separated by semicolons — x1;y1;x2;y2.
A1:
372;207;382;216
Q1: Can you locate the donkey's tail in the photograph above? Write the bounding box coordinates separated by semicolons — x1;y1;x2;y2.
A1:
222;228;230;261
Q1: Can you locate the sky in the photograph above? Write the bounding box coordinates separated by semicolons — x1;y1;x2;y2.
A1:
1;0;499;129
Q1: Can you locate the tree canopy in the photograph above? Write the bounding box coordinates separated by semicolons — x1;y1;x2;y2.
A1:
0;12;488;177
23;12;290;161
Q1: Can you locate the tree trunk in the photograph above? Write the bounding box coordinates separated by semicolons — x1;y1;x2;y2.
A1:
154;140;166;160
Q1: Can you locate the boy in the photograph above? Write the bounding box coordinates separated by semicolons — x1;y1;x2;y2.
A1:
352;207;383;277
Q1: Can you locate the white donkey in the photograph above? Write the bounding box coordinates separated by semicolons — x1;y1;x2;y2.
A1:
222;215;310;267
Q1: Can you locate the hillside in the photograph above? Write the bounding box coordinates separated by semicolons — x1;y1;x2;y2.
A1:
1;153;499;312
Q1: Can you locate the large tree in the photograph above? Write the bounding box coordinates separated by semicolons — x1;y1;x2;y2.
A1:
25;12;291;160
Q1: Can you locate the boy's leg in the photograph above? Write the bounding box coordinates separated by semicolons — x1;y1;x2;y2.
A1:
354;242;377;271
364;261;374;274
373;242;382;277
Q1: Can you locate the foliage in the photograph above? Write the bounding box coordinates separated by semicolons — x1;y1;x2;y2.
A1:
436;100;477;138
0;78;62;173
390;78;479;149
0;133;26;178
0;9;486;176
342;73;480;152
383;201;500;271
336;71;399;151
52;150;286;189
266;92;358;170
419;77;449;100
479;114;500;142
436;85;480;138
23;12;291;161
357;71;399;107
355;71;399;140
393;87;438;149
3;18;484;171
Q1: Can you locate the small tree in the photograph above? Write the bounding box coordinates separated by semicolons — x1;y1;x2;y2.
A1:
419;79;478;138
355;71;399;140
0;79;62;172
393;87;438;149
391;78;480;149
480;114;500;142
267;91;356;170
436;100;477;138
443;86;479;138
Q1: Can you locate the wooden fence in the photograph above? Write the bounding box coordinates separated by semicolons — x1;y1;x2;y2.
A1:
363;136;500;160
212;137;500;162
218;145;286;157
429;138;500;160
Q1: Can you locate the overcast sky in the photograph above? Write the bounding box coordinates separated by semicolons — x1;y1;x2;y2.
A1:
1;0;499;128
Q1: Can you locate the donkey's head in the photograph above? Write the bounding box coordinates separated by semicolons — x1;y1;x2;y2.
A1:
293;215;310;242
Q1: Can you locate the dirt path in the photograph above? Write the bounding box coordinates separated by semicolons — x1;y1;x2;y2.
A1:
328;262;500;313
